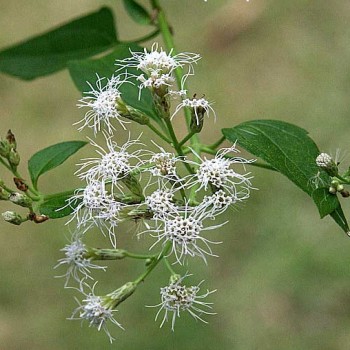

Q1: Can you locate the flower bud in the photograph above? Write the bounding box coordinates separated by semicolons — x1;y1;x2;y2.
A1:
0;187;9;200
13;177;28;192
106;282;137;308
190;107;205;133
86;248;127;261
329;186;337;194
8;149;20;167
116;99;150;125
9;192;32;208
6;130;17;150
28;213;49;223
316;153;338;177
0;139;10;157
2;211;23;225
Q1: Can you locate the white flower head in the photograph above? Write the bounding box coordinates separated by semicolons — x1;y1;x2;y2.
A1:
203;189;234;216
70;284;124;343
172;97;216;125
187;146;254;202
76;74;130;135
145;188;177;219
55;235;106;286
151;274;216;331
146;143;184;182
67;179;111;228
116;43;201;77
137;71;175;94
76;133;145;187
148;204;224;264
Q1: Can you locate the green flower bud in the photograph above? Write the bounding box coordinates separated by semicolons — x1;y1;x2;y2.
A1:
86;248;127;261
8;149;20;166
0;187;9;200
0;139;10;157
9;193;32;208
2;211;23;225
105;282;137;308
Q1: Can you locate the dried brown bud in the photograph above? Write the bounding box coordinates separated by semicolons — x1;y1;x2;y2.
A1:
6;130;16;149
13;177;28;192
28;213;49;223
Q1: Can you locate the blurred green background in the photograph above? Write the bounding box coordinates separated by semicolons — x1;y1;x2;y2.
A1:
1;0;350;349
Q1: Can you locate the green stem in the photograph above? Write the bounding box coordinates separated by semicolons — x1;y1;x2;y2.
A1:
0;157;12;172
164;118;194;175
209;136;226;150
147;122;172;143
125;251;157;260
163;257;176;275
179;131;197;147
134;241;172;285
120;28;160;45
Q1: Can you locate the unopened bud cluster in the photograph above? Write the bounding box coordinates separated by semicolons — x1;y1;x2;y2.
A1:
315;152;350;197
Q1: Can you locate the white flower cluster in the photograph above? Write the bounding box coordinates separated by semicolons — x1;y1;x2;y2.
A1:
57;43;254;340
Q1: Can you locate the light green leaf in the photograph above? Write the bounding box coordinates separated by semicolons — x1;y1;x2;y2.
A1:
38;192;80;219
28;141;87;189
0;7;117;80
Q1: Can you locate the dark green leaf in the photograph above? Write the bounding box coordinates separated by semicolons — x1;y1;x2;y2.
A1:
39;192;80;219
0;7;117;80
68;44;160;123
222;119;349;232
28;141;87;188
123;0;152;25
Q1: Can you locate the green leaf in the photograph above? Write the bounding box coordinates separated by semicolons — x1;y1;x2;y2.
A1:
0;7;117;80
28;141;87;188
123;0;152;25
222;119;349;232
311;188;339;219
38;192;80;219
68;44;160;123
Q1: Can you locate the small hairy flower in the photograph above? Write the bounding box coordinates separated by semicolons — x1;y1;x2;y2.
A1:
186;146;254;202
68;179;111;228
76;74;130;135
151;274;216;330
116;43;201;77
70;284;124;343
172;97;216;125
76;133;144;187
145;188;177;218
148;204;224;264
55;236;106;286
203;189;234;216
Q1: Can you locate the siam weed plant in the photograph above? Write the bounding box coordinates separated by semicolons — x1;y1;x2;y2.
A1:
0;0;349;343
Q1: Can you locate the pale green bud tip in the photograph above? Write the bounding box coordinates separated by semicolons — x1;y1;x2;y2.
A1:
9;193;32;208
8;149;20;166
2;211;23;225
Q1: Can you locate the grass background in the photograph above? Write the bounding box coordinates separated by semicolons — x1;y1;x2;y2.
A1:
1;0;350;349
